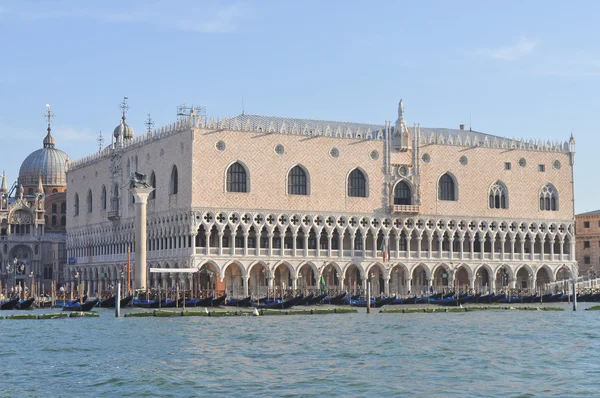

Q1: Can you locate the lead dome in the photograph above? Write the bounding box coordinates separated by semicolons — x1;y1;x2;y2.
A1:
19;129;71;188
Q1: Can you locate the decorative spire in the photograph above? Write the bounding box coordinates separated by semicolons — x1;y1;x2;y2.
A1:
97;131;104;153
394;99;407;134
145;114;155;135
43;104;56;148
0;171;7;193
36;174;44;194
119;96;129;122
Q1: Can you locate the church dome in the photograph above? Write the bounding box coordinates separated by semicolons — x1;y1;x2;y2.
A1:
114;117;135;140
19;130;71;187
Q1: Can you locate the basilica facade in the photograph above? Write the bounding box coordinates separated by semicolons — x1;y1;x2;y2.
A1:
0;121;70;294
65;100;576;297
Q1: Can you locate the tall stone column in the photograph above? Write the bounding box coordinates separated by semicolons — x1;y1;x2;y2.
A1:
129;185;153;291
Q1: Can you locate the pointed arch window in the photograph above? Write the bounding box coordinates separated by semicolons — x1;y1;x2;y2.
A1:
170;166;178;195
540;183;558;211
100;185;107;210
74;193;79;216
149;172;156;200
438;173;456;201
489;181;508;209
60;202;66;214
288;165;308;195
394;181;412;205
87;189;93;213
226;162;248;193
348;168;367;197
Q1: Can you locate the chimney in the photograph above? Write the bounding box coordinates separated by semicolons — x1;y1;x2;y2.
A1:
459;124;465;130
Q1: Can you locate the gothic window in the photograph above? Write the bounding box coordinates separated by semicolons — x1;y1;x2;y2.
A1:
149;172;156;200
288;165;309;195
170;165;178;195
44;265;53;280
126;159;131;177
393;181;412;205
74;193;79;216
354;231;363;250
348;168;367;198
539;183;558;211
61;202;66;213
489;181;508;209
101;185;107;210
438;173;456;201
226;162;248;193
51;215;57;226
112;184;120;211
52;204;57;214
87;189;93;213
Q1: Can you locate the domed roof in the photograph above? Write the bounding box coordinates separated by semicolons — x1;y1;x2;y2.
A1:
114;116;134;140
19;130;71;187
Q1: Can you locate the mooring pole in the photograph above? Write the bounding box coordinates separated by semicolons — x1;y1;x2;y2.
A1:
572;278;577;312
115;281;121;318
367;281;371;314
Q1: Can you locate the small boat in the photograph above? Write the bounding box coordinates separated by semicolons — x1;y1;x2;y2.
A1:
0;298;19;310
307;293;327;306
350;297;394;308
258;295;304;310
225;297;252;307
16;297;35;310
430;297;459;306
211;294;227;307
62;300;98;312
161;299;178;308
327;292;347;305
133;299;160;308
402;296;417;305
99;296;117;308
296;293;314;306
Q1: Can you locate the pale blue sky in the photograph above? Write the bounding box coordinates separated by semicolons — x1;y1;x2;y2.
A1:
0;1;598;213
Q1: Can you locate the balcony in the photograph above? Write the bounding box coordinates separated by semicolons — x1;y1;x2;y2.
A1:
107;210;120;221
393;204;420;214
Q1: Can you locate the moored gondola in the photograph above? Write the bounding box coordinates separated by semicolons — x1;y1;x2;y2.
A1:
99;296;117;308
258;295;303;310
62;300;98;312
307;293;327;305
211;294;227;307
16;297;35;310
296;293;314;306
225;297;252;307
327;292;347;305
0;297;19;310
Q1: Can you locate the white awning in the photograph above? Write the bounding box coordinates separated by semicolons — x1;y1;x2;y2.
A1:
149;268;197;273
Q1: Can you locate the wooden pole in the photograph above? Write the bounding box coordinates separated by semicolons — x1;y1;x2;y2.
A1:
115;281;121;318
127;246;131;295
367;281;371;314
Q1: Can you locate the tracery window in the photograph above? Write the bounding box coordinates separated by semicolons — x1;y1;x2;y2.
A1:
348;169;367;197
540;183;558;211
87;189;93;213
74;193;79;216
101;186;107;210
489;181;508;209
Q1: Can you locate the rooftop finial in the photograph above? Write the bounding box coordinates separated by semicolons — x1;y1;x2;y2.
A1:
145;114;155;134
97;131;104;153
43;104;56;148
0;171;7;193
119;97;129;121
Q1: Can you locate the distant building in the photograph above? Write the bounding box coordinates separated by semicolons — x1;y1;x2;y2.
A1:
0;119;70;293
575;210;600;277
66;99;577;296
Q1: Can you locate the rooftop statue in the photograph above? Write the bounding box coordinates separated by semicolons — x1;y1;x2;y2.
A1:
129;172;151;189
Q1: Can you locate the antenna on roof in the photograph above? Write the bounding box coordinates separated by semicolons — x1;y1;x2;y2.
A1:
97;131;104;153
177;103;206;121
469;112;472;131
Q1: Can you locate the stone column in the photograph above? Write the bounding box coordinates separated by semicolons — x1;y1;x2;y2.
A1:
204;231;210;255
129;186;153;291
384;277;390;296
292;232;297;257
520;239;525;261
350;232;355;257
327;233;333;258
549;236;555;261
416;236;422;259
459;237;464;260
510;236;515;260
371;234;377;258
559;238;564;261
292;277;297;291
218;231;224;256
243;275;249;297
469;236;474;260
500;237;506;260
479;238;484;260
338;234;343;258
243;232;249;256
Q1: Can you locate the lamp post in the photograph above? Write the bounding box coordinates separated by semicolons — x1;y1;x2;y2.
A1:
74;269;81;304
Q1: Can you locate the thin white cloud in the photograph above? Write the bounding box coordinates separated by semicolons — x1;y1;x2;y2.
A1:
53;126;97;143
0;3;248;33
479;38;539;61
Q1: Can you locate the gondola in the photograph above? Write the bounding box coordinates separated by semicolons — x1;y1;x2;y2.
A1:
225;297;252;307
497;296;522;304
402;296;417;305
327;292;347;305
133;299;160;308
62;300;98;312
258;295;303;310
99;296;117;308
307;293;327;306
296;293;314;306
211;294;227;307
476;293;495;304
350;297;394;308
430;297;459;306
16;297;35;310
0;297;19;310
533;293;553;303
